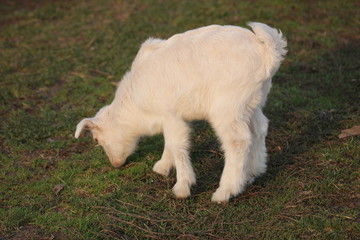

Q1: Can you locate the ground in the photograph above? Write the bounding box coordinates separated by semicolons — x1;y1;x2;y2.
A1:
0;0;359;239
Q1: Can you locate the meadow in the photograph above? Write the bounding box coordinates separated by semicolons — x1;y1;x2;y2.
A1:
1;0;359;239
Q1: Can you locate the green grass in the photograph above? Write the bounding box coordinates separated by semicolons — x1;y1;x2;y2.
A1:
1;0;359;239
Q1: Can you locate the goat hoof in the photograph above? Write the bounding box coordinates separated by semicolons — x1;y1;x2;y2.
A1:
172;183;191;199
153;160;171;177
211;188;231;203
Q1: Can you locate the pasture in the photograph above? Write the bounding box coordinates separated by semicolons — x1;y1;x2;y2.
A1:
1;0;359;239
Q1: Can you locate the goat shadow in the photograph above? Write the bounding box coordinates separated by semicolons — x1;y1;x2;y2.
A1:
183;43;360;197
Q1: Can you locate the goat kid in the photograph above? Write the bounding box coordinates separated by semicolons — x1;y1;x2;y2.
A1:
75;22;287;202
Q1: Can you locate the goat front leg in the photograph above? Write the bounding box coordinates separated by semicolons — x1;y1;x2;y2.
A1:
153;146;174;177
162;117;196;199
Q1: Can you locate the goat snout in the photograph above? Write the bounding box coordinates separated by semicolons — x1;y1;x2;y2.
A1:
108;155;126;168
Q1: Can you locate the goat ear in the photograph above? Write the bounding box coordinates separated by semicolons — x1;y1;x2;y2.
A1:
74;118;99;138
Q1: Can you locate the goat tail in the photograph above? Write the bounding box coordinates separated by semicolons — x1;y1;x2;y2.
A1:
247;22;287;77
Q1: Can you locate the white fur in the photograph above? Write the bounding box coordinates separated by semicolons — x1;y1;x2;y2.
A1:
75;22;287;202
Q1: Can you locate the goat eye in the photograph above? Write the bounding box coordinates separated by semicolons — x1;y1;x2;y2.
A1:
94;138;98;143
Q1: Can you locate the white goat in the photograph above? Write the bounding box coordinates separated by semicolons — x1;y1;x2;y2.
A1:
75;22;287;202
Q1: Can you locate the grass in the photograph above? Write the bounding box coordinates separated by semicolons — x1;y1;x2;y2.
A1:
1;0;359;239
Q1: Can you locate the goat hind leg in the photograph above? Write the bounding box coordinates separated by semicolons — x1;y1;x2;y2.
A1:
211;120;252;203
247;109;268;184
